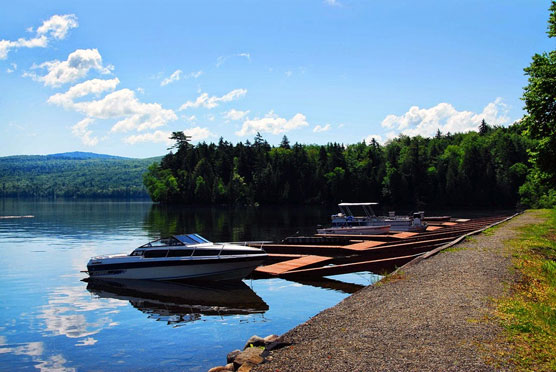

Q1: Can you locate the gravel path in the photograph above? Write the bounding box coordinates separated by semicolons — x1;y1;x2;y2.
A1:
254;212;540;372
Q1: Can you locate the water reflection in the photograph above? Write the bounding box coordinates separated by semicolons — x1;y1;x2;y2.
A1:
38;285;126;340
143;204;334;242
85;279;269;326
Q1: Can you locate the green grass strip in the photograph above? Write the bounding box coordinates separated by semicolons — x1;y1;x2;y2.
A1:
495;209;556;372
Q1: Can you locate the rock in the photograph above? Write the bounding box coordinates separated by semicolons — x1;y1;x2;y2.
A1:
238;361;257;372
226;349;241;364
207;366;232;372
263;334;279;344
243;335;265;349
224;363;233;371
233;347;264;369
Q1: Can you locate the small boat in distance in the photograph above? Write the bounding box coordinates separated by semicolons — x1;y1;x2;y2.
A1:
316;224;391;235
320;202;427;233
85;234;267;281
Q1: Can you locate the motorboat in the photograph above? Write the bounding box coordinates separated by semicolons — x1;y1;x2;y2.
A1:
322;202;427;233
85;233;267;281
85;278;268;325
316;224;391;235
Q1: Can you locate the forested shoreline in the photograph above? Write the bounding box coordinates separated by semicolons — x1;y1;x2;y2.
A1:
0;154;157;199
143;122;533;208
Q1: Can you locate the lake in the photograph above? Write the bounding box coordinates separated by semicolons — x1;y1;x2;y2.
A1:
0;199;382;371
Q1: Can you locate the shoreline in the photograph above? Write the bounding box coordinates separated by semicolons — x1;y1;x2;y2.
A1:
247;211;538;371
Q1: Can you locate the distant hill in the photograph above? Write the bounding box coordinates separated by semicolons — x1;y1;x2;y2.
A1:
0;152;162;199
46;151;128;160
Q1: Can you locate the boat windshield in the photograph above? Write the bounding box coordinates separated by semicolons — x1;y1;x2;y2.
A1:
139;237;183;248
175;234;211;244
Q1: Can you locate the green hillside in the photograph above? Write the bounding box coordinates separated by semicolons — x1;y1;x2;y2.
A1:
0;153;161;199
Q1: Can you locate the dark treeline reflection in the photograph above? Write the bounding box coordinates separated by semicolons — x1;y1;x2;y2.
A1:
143;204;335;242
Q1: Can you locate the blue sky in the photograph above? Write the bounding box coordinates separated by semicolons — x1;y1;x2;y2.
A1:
0;0;553;158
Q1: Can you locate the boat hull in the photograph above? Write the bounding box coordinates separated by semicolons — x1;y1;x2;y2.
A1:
317;225;391;235
87;256;266;281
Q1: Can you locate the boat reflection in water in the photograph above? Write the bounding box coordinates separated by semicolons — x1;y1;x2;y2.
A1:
85;279;269;326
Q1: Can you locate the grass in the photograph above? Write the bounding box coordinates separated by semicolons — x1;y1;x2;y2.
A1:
493;209;556;372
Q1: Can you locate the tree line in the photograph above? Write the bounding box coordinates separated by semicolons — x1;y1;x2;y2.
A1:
143;123;533;208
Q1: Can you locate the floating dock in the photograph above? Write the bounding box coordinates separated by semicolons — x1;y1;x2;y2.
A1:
253;215;512;278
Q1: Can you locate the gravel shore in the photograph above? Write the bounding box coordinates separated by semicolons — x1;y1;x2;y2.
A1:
254;212;539;372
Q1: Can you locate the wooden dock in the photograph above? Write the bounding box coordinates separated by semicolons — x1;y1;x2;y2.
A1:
251;215;512;279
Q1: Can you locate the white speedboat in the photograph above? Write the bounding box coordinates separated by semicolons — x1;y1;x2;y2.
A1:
86;234;267;281
323;202;427;233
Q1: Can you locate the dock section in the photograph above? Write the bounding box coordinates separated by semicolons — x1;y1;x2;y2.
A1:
252;215;512;278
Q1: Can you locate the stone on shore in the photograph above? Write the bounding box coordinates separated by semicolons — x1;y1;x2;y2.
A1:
243;335;265;349
207;365;233;372
233;347;264;370
226;349;241;364
263;334;279;344
238;361;258;372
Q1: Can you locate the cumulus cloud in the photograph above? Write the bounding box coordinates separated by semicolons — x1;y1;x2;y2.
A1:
381;98;510;138
49;80;177;135
223;109;249;121
313;124;331;133
236;111;309;136
125;126;215;144
36;14;79;40
71;117;98;146
47;78;120;108
0;14;78;60
179;89;247;110
75;89;177;132
27;49;113;87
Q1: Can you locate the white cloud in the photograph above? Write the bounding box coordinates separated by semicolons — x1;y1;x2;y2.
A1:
124;130;174;145
183;126;216;141
381;98;510;138
216;53;251;67
6;63;17;73
28;49;113;87
160;69;202;86
182;114;196;122
324;0;342;6
223;109;249;121
49;82;177;133
71;117;98;146
313;124;331;133
36;14;78;40
179;89;247;110
236;111;309;136
363;134;383;145
160;69;182;86
48;78;120;108
72;89;177;132
0;14;77;60
125;126;215;144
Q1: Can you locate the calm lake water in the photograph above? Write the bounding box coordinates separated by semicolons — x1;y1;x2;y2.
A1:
0;199;382;371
